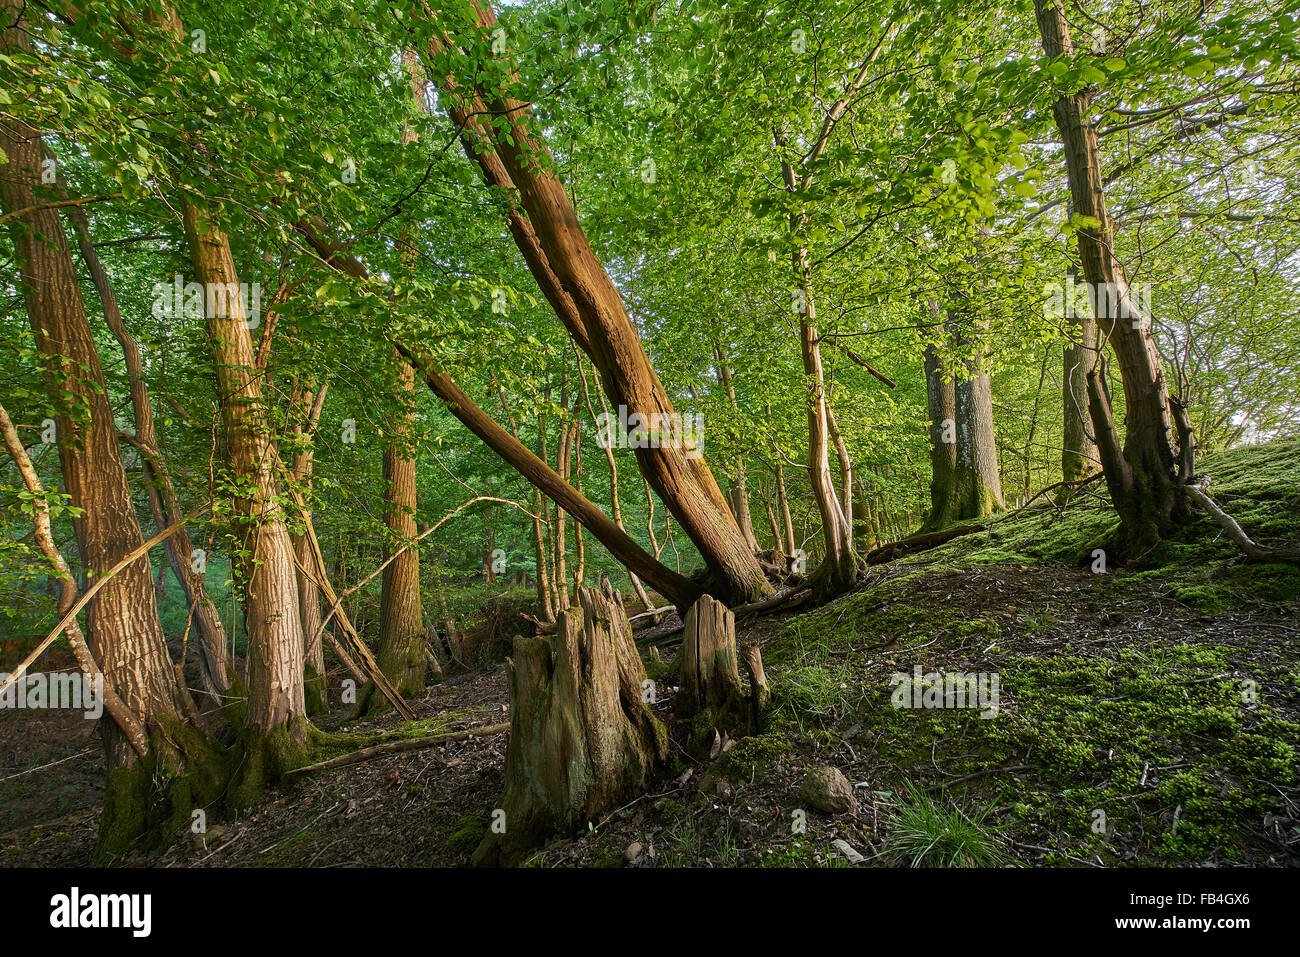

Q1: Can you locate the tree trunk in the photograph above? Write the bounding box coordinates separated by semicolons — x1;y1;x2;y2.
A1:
1062;277;1100;486
680;594;749;740
181;202;309;795
1035;0;1191;552
923;298;1004;527
0;1;219;861
776;461;796;555
582;362;654;610
420;5;771;604
715;350;760;551
922;316;958;530
297;221;699;610
63;200;232;702
365;356;429;711
472;587;667;866
289;381;329;715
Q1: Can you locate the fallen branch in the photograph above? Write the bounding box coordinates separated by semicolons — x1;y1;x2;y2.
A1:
733;585;812;620
288;487;417;721
864;523;985;565
2;499;209;701
1185;484;1300;564
288;722;510;777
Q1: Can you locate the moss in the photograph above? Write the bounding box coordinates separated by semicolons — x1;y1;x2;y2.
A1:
227;716;359;811
94;718;229;865
304;665;327;716
447;813;488;854
1225;563;1300;602
1171;584;1228;613
715;731;791;781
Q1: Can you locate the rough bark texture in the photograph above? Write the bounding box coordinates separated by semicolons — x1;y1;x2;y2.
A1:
472;587;668;867
63;201;232;702
297;221;698;609
1035;0;1190;552
421;4;771;604
368;356;429;709
680;594;749;739
181;204;307;741
289;382;329;715
0;1;219;862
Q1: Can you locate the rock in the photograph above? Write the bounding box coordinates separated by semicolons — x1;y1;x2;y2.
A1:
624;841;644;864
799;765;856;814
831;838;865;864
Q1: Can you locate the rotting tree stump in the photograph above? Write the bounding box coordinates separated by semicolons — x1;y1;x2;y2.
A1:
679;594;751;742
472;586;667;867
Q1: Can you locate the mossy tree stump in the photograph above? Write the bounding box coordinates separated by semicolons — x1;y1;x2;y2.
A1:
679;594;751;742
472;586;667;866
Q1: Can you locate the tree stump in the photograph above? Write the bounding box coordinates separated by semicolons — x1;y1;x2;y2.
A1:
472;586;667;867
679;594;749;739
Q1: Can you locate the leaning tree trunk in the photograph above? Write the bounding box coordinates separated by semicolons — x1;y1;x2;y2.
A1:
1035;0;1191;553
582;363;654;610
0;0;220;862
419;4;772;605
472;587;668;866
297;221;699;610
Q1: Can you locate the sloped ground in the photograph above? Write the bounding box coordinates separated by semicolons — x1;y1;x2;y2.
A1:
2;439;1297;867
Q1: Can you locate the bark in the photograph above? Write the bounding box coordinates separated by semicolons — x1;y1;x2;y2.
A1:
289;381;329;714
181;204;306;740
922;317;958;528
0;0;217;862
582;361;654;610
366;355;429;710
715;349;760;551
0;399;149;756
680;594;749;739
922;298;1004;528
773;134;855;594
1062;290;1100;486
776;461;796;554
472;586;668;867
63;202;232;702
297;221;699;609
1035;0;1191;551
420;4;771;604
790;251;856;596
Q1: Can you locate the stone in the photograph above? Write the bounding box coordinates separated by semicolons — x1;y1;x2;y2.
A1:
800;765;856;814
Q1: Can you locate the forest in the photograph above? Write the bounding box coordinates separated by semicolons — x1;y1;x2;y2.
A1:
0;0;1298;881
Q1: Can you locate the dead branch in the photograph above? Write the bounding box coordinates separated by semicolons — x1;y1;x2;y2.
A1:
288;722;510;777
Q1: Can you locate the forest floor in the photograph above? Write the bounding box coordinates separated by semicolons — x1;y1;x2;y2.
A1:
2;439;1297;867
